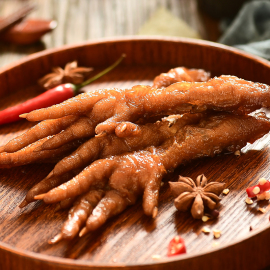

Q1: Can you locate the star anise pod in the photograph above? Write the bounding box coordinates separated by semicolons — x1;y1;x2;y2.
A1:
38;61;93;89
169;174;225;219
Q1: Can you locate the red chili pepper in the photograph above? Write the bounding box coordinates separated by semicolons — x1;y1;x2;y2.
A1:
0;54;125;125
0;84;75;125
246;179;270;198
167;236;186;257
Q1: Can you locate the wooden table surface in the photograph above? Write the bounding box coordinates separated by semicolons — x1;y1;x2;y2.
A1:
0;0;220;69
5;1;270;270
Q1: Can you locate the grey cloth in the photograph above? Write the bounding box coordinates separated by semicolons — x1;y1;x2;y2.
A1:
219;1;270;60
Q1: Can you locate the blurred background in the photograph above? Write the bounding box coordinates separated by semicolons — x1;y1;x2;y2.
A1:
0;0;267;68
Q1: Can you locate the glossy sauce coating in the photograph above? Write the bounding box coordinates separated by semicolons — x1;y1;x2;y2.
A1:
49;113;203;178
0;137;84;168
49;190;104;243
35;113;270;234
0;115;78;153
22;76;270;136
159;113;270;170
2;73;270;241
152;67;210;88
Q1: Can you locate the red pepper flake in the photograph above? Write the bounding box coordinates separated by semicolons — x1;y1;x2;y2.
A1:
246;178;270;198
167;236;186;257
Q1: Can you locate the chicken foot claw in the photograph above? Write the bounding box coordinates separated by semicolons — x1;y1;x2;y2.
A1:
49;189;104;243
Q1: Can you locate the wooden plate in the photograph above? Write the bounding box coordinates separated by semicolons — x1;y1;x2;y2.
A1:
1;37;270;270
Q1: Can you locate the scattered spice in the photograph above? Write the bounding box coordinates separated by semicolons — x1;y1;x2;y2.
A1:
223;188;230;195
259;178;267;185
163;115;178;126
167;236;186;257
201;226;211;234
38;61;93;90
249;226;253;231
209;209;220;218
169;174;225;219
202;215;210;222
257;191;270;201
253;186;260;195
258;207;266;213
245;197;254;205
152;255;161;260
246;178;270;198
213;229;222;239
212;242;220;248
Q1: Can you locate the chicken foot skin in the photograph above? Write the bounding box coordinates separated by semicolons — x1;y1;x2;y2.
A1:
16;113;202;208
0;115;79;153
46;113;203;178
20;76;270;136
49;189;104;243
19;168;83;208
35;112;270;235
153;67;210;88
3;75;268;156
2;72;270;240
0;67;210;154
0;137;85;169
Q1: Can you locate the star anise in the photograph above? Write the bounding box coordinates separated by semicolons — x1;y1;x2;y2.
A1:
169;174;225;219
38;61;93;89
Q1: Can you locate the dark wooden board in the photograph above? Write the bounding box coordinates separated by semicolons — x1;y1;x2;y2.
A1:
1;37;270;270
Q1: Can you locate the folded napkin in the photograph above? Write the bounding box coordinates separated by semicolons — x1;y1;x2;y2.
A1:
137;7;200;39
219;1;270;60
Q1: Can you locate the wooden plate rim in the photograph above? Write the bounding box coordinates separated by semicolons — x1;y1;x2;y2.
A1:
0;36;270;74
1;221;269;268
1;36;270;268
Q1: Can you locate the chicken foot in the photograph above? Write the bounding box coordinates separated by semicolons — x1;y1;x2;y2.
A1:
35;112;270;236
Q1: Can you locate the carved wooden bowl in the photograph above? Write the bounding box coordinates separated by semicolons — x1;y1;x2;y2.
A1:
1;37;270;270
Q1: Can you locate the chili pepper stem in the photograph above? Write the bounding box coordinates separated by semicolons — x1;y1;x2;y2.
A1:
74;53;126;93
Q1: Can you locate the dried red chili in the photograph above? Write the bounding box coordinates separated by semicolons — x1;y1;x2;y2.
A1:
246;178;270;198
0;54;125;125
167;236;186;257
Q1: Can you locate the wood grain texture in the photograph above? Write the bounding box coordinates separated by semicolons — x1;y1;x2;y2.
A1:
0;0;218;68
1;38;270;270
